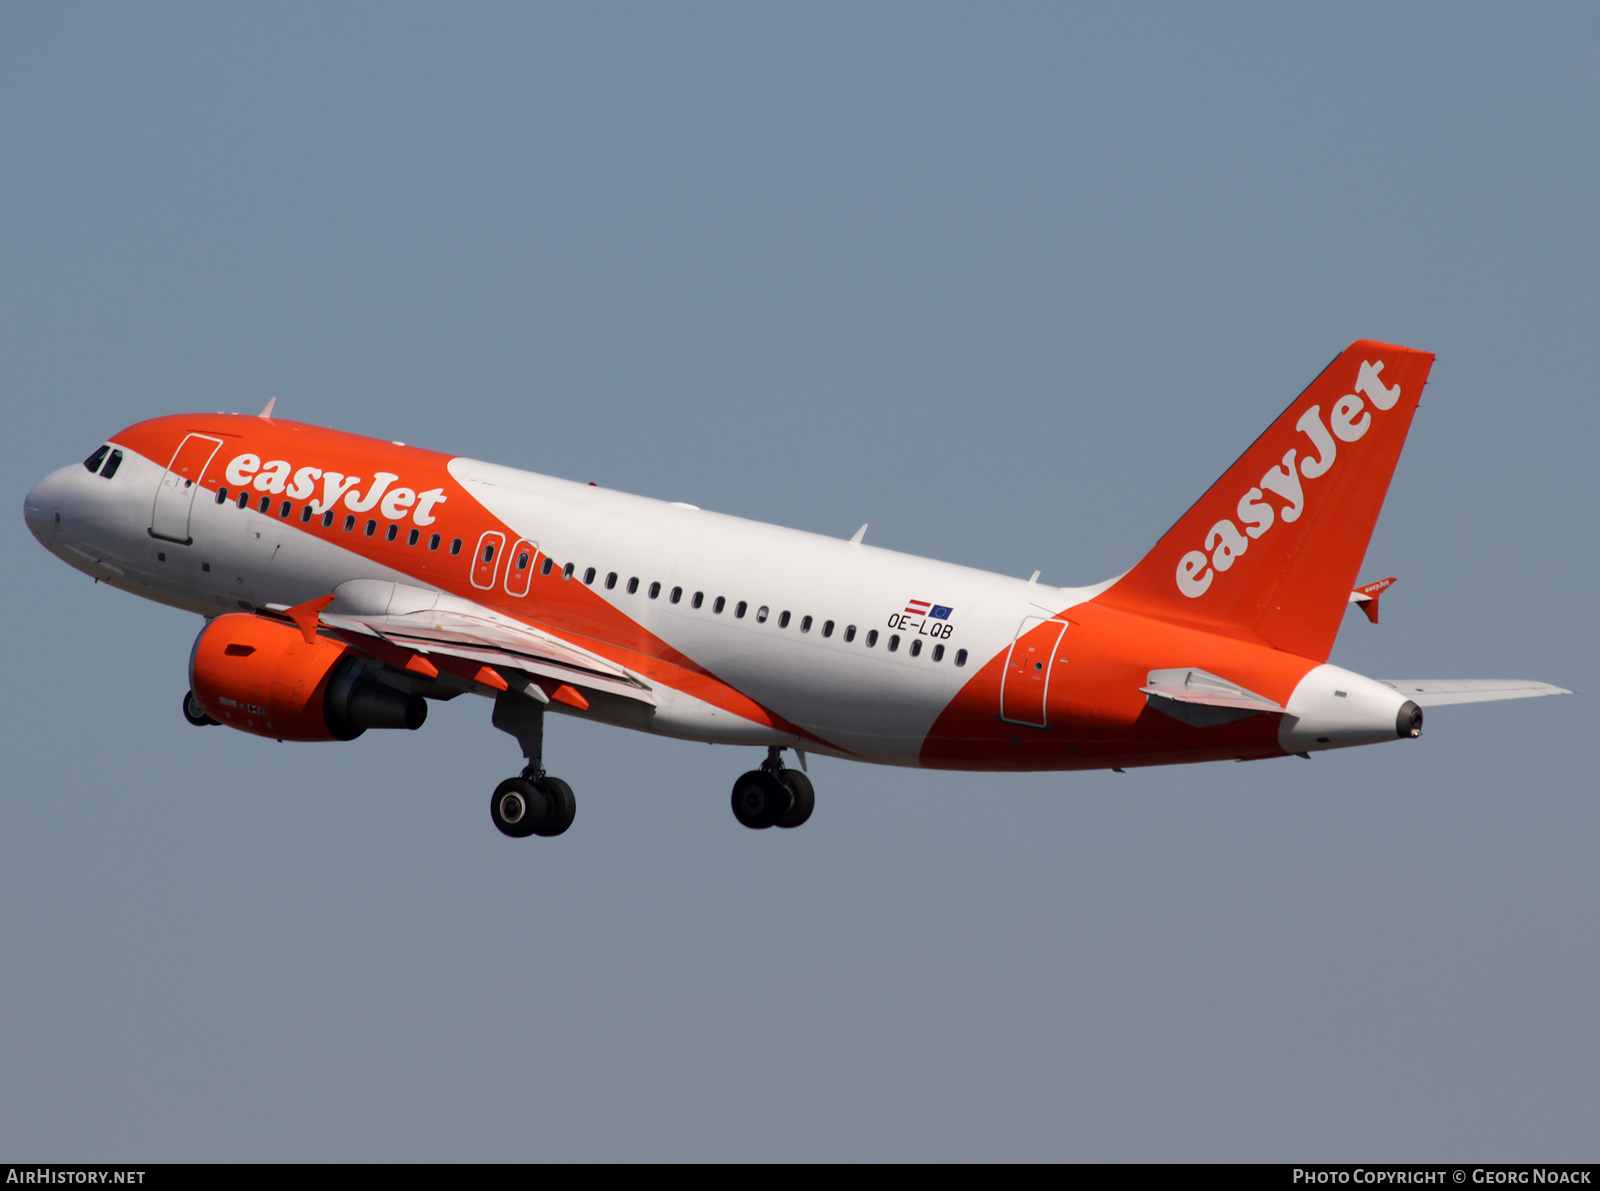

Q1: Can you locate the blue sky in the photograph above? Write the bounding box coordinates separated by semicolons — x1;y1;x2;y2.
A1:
2;3;1596;1159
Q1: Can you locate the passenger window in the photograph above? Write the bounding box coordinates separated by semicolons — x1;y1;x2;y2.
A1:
541;557;554;576
514;551;529;572
503;539;536;597
429;533;441;550
237;492;249;510
365;520;378;537
955;649;968;667
100;450;123;478
605;572;618;590
887;634;899;652
735;601;747;618
216;487;228;504
301;506;314;524
627;577;639;594
670;587;682;604
483;543;496;562
909;639;921;657
713;596;725;614
83;446;109;473
778;611;790;628
407;528;419;545
799;615;810;632
584;568;596;585
280;500;292;518
344;515;356;532
649;582;660;599
564;563;575;580
822;620;833;637
258;496;271;513
755;606;768;623
692;591;704;609
386;524;398;541
324;512;335;528
932;644;945;662
450;538;463;555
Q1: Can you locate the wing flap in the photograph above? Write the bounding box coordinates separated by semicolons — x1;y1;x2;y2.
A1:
322;611;659;708
269;581;659;709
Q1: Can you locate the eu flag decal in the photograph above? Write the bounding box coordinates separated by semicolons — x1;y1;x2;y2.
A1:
929;605;953;620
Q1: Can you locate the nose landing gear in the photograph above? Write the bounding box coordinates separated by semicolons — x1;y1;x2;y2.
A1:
731;747;814;830
489;690;576;839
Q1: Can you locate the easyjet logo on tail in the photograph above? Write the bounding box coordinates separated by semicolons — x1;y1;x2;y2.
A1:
223;453;449;526
1175;360;1401;599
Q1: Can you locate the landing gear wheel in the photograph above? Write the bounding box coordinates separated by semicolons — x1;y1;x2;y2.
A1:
776;769;814;828
534;776;576;837
731;770;790;829
182;689;218;726
491;777;548;839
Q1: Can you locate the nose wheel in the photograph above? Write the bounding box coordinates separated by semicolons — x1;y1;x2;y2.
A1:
731;749;814;830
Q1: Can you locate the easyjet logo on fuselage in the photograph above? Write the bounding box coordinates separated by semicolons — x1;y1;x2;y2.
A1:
223;453;449;526
1175;360;1401;599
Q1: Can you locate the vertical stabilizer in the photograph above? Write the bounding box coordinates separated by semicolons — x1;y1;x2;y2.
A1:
1095;341;1435;661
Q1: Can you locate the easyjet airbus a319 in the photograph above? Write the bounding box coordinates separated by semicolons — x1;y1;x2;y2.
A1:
25;341;1569;838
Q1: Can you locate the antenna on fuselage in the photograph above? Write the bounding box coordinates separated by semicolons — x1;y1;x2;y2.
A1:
258;397;276;419
849;524;867;545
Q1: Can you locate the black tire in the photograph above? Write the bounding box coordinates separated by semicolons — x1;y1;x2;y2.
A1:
730;770;790;829
491;777;547;838
183;689;218;726
776;769;814;829
534;776;576;837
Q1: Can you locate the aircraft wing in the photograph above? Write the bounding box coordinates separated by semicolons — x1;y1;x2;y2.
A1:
1378;679;1572;707
271;581;659;708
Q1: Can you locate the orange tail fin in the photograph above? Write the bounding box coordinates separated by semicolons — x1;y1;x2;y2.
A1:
1095;340;1435;661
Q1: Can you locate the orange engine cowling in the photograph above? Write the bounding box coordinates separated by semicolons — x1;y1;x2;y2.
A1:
189;613;427;741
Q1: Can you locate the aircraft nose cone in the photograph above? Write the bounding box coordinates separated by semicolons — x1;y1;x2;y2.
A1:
23;467;72;544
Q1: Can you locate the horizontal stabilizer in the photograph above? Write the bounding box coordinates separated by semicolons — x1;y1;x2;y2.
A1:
1349;576;1396;625
1142;667;1285;727
1378;679;1572;707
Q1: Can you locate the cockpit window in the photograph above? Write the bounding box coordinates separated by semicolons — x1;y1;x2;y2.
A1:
99;450;123;479
83;446;109;473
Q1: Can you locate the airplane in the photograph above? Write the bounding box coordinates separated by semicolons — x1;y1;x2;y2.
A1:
23;340;1570;839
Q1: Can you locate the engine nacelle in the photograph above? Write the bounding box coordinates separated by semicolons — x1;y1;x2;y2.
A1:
189;614;427;741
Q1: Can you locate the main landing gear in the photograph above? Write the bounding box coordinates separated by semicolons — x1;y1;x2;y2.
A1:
490;774;576;839
182;689;219;726
489;690;576;839
731;747;814;830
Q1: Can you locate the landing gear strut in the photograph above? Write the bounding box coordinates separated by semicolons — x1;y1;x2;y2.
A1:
731;746;814;830
489;691;576;839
